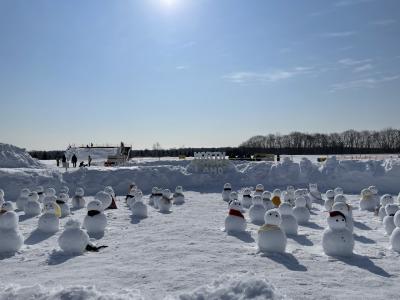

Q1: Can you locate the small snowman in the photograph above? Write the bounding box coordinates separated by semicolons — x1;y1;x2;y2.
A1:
95;191;113;211
45;187;57;198
304;194;313;211
278;203;298;236
249;195;267;225
148;187;158;207
38;202;61;233
324;190;335;211
16;188;30;211
222;183;232;202
153;187;163;209
72;188;86;209
36;186;45;203
383;204;399;236
104;186;118;209
332;202;353;233
254;184;264;197
258;209;286;253
359;188;376;212
261;191;274;211
309;183;322;202
24;191;42;216
56;193;70;218
0;203;23;254
334;187;344;196
127;189;141;208
293;196;310;225
369;186;380;209
224;199;246;233
59;186;70;197
58;219;90;255
43;195;57;205
282;191;295;207
228;191;239;206
83;200;107;236
322;211;354;257
159;189;173;213
0;189;4;207
286;186;295;200
390;211;400;252
130;192;148;219
378;194;395;221
173;186;185;205
241;188;252;209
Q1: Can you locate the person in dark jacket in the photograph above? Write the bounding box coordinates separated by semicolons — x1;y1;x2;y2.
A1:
71;154;78;168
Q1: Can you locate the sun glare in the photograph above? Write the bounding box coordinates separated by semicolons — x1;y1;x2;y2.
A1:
161;0;176;6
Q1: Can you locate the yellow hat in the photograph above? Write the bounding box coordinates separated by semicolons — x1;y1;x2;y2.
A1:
54;203;62;218
272;196;281;207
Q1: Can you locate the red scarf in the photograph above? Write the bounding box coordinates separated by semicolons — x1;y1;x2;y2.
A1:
229;209;244;219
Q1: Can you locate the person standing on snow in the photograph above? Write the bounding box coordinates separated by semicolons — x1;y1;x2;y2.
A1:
71;154;78;168
88;155;92;167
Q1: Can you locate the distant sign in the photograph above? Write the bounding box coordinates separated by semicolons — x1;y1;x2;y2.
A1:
190;152;229;175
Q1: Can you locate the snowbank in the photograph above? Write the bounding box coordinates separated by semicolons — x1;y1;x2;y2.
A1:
0;143;43;168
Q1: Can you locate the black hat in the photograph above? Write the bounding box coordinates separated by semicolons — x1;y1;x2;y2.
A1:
329;210;346;221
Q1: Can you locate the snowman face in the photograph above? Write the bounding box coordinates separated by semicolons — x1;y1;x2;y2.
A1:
262;191;272;200
328;215;346;229
60;186;69;194
253;195;263;205
21;188;31;197
394;211;400;228
334;194;347;204
385;204;399;216
104;186;115;197
294;189;303;198
369;186;378;195
75;188;84;197
325;190;335;199
44;202;56;214
224;183;232;190
229;192;238;202
332;202;349;216
175;186;183;194
59;193;69;202
287;186;295;192
36;186;44;193
265;209;282;225
361;188;372;197
1;202;13;212
272;189;281;197
152;187;158;194
243;188;251;196
295;197;307;207
163;189;171;199
87;200;103;211
29;192;39;202
135;191;143;201
65;219;81;229
334;187;344;195
309;184;318;192
381;195;394;206
229;199;242;210
44;195;57;204
46;188;56;197
255;184;264;192
278;203;292;215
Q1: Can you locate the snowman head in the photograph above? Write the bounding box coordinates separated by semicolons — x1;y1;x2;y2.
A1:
381;194;394;206
43;195;57;204
328;211;347;229
59;186;69;194
334;187;344;196
65;219;81;230
294;189;303;198
0;211;18;230
0;189;4;198
325;190;335;199
262;191;272;200
385;204;399;216
295;197;307;207
104;186;115;197
264;209;282;226
75;188;85;197
309;183;318;192
44;202;58;214
134;190;143;201
394;211;400;228
152;187;159;194
175;186;183;194
1;201;14;212
223;183;232;190
334;194;347;204
29;192;39;202
95;191;112;209
368;186;378;195
282;192;294;206
272;189;281;197
278;202;293;215
46;188;56;197
332;202;349;216
129;182;137;190
287;186;295;193
229;192;238;203
59;193;69;202
20;188;31;198
255;184;264;192
36;186;44;194
87;200;103;212
243;188;251;196
361;188;372;198
229;199;242;211
163;189;172;199
252;195;263;205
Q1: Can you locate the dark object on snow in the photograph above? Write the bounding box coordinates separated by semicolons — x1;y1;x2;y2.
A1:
276;154;280;162
87;210;101;217
62;154;67;163
71;154;78;168
88;155;92;167
86;244;108;252
228;209;245;219
108;197;118;209
79;161;87;167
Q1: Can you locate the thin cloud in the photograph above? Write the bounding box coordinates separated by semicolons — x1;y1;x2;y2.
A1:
331;75;400;91
371;19;397;26
334;0;375;7
176;65;189;70
224;67;313;84
353;64;373;73
338;58;372;66
321;31;357;38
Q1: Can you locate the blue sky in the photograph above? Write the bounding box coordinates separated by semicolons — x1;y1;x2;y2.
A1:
0;0;399;150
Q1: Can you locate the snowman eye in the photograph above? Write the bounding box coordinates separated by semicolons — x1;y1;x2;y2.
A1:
336;219;339;222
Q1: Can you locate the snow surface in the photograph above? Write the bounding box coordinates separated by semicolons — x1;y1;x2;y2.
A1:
0;193;399;299
0;143;43;168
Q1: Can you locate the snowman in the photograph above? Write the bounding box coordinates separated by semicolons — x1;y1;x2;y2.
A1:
24;191;42;216
148;187;158;207
334;187;344;196
261;191;274;211
104;186;118;209
83;200;107;236
254;184;264;197
0;189;4;207
383;204;399;236
173;186;185;205
324;190;335;211
378;194;395;221
224;199;246;233
249;195;267;225
16;188;30;211
278;203;298;236
56;193;70;217
45;187;57;197
159;189;173;213
95;191;113;211
130;193;148;219
390;211;400;252
368;186;380;209
152;187;163;209
293;196;310;225
286;186;295;200
222;183;232;202
332;202;353;233
241;188;252;209
36;186;45;203
282;191;295;207
228;191;239;206
59;186;70;197
359;188;376;212
0;203;23;254
58;219;90;255
72;188;86;209
38;202;61;233
334;194;353;218
322;211;354;257
309;183;322;202
258;209;286;253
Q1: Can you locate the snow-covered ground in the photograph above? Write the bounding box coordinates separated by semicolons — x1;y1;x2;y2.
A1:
1;193;399;299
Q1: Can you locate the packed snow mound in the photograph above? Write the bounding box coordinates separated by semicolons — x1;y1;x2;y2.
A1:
178;275;282;300
0;143;43;168
0;284;143;300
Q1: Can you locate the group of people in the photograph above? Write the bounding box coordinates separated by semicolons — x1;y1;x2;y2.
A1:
56;154;92;169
